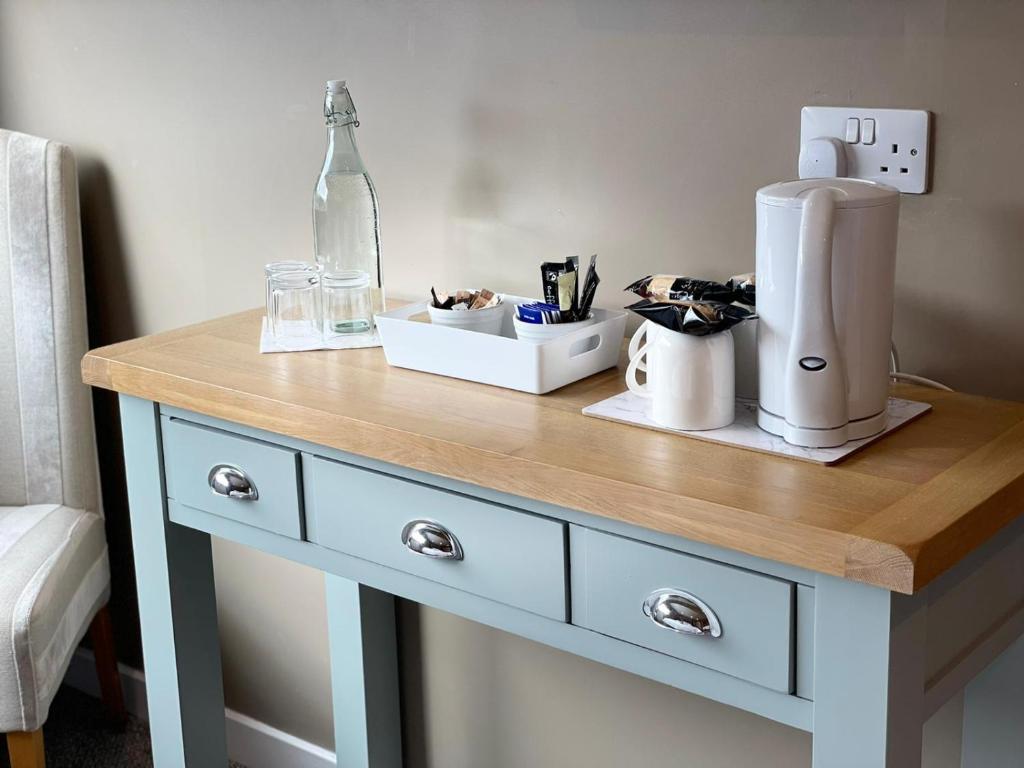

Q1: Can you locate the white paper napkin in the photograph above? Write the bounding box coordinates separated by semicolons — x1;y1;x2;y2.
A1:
259;317;382;353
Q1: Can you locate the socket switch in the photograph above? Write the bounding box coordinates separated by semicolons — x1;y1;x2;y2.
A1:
799;107;932;194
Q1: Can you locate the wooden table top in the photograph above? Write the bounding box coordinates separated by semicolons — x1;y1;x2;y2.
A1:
82;309;1024;594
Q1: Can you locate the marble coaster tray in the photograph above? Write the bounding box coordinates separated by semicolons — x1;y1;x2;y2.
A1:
583;393;932;465
259;317;381;353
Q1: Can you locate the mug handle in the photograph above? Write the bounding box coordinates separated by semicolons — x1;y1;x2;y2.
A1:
626;339;653;398
627;321;650;373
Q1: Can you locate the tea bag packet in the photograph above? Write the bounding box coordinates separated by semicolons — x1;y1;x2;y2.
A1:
452;289;476;309
627;298;752;336
470;288;500;310
430;288;453;309
726;272;756;307
430;287;501;311
516;302;564;324
626;275;735;304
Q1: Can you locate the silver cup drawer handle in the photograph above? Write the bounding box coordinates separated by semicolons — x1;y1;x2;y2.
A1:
208;464;259;501
642;589;722;638
401;520;464;561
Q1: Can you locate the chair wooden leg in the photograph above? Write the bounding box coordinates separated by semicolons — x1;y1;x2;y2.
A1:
6;729;45;768
88;604;127;728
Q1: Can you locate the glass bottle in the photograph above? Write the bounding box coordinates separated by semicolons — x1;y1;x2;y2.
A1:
312;80;384;335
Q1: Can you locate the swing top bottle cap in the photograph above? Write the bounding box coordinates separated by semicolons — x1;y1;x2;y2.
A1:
323;82;358;126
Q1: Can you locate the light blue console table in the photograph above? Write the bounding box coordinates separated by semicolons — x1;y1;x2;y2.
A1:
84;310;1024;767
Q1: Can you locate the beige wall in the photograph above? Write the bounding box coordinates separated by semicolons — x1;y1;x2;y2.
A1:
2;0;1020;764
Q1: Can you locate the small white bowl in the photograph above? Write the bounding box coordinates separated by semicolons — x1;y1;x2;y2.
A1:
513;313;596;343
428;298;504;336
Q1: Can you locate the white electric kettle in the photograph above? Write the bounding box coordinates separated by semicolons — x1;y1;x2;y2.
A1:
755;178;900;448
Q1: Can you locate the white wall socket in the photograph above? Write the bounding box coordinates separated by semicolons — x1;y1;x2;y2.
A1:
799;107;932;194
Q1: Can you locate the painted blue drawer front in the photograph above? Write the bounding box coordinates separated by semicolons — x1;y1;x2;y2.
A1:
570;526;794;692
306;456;568;621
162;417;303;539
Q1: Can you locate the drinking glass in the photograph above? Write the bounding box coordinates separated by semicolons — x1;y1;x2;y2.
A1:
322;271;373;340
267;264;322;350
265;261;316;319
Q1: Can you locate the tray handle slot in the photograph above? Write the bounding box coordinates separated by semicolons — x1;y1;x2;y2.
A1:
568;334;601;358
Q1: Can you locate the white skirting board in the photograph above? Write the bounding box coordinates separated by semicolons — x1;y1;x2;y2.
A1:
63;648;336;768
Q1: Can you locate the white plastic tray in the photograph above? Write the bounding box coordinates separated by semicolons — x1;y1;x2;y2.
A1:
375;295;628;394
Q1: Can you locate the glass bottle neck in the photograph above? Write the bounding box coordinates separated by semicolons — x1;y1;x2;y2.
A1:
323;124;365;173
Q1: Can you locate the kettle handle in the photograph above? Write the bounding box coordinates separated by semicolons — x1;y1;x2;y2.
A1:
784;187;849;435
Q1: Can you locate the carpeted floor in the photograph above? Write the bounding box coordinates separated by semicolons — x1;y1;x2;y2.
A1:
1;686;246;767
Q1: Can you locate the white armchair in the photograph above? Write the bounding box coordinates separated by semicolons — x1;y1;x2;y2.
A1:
1;129;124;767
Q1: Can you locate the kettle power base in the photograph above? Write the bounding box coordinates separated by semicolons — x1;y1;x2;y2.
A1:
582;394;931;466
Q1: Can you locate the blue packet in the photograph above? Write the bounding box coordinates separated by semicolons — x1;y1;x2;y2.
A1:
516;302;563;324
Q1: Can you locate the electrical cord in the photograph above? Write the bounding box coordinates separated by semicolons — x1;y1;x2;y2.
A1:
888;341;954;391
890;372;954;391
889;341;901;376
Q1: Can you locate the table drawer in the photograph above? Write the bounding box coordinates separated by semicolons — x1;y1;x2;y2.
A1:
306;457;567;620
162;417;303;539
570;527;794;692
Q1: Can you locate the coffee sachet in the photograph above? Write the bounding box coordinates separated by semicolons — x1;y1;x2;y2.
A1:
557;270;577;312
726;272;756;307
626;298;752;336
541;256;587;320
542;257;578;308
578;254;600;320
626;275;735;304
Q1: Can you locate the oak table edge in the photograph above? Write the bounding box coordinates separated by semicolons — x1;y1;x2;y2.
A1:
80;318;1024;595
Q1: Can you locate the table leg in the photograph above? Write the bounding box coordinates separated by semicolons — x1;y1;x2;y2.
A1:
325;574;403;768
120;396;228;768
961;632;1024;766
812;576;926;767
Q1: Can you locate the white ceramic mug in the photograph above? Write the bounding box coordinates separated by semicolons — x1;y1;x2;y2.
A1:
626;321;735;431
732;316;758;401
